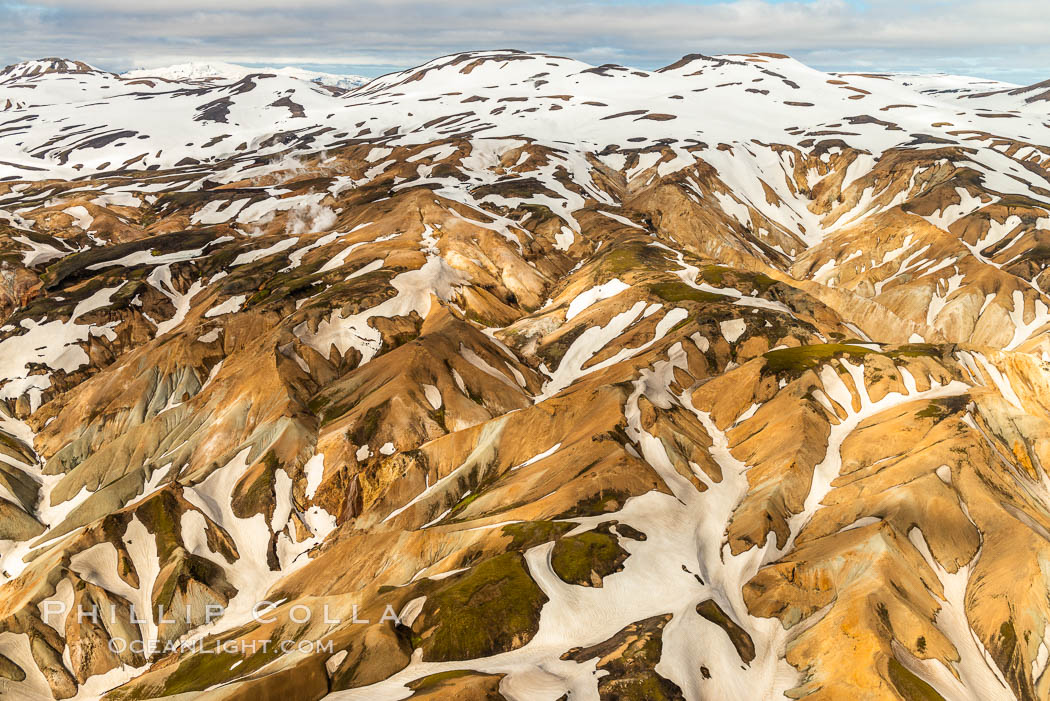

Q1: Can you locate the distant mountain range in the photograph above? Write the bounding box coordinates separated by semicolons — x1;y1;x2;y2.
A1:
122;60;370;90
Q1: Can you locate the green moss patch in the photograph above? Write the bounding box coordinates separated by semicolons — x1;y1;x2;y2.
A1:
599;244;670;276
415;552;548;662
500;520;576;550
550;527;630;587
647;281;725;304
133;483;180;530
699;265;777;295
157;637;280;696
762;343;876;374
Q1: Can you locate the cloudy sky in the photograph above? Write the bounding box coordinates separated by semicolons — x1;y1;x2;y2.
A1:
2;0;1048;84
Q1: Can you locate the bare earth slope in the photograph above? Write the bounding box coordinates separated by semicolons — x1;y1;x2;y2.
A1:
1;49;1050;700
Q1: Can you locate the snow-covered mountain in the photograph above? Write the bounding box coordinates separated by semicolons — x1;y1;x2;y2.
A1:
1;49;1050;701
0;57;104;80
871;71;1019;96
122;60;369;90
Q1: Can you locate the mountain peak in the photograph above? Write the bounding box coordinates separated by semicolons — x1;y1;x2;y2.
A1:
0;57;106;80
